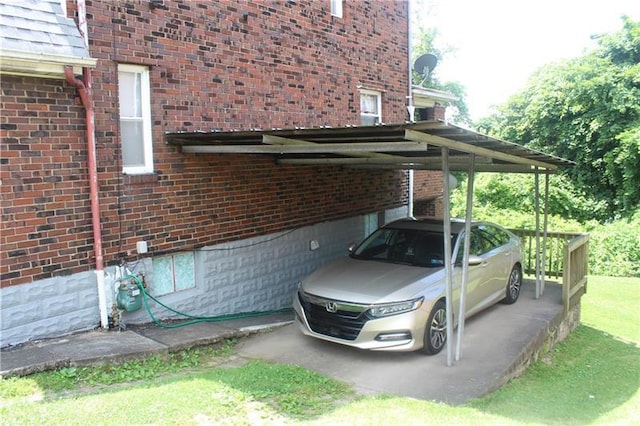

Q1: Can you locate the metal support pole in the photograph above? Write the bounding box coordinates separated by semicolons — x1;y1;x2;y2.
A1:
534;168;541;299
541;172;550;296
442;147;454;366
455;154;475;361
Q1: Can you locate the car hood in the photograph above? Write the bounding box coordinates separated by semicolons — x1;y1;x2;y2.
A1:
301;256;445;304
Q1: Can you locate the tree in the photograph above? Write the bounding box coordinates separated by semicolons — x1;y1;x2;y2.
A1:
476;17;640;220
411;14;471;125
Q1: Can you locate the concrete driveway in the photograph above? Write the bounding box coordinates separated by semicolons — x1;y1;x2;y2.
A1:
236;280;564;405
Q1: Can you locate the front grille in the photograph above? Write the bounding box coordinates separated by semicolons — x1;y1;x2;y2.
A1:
298;292;369;341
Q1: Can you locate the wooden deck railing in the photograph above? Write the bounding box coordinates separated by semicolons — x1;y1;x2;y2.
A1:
509;229;589;313
562;233;589;314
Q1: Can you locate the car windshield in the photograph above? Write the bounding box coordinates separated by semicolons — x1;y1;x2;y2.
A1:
351;227;456;267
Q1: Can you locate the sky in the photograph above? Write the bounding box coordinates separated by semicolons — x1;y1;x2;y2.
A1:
414;0;640;120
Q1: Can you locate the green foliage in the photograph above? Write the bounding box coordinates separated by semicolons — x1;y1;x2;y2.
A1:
451;175;640;277
25;342;235;392
451;173;601;228
476;17;640;219
588;212;640;277
411;2;471;125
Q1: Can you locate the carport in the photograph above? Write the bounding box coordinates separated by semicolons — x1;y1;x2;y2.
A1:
167;120;574;366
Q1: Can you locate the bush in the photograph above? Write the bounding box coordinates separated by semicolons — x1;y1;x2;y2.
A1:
451;180;640;277
451;173;609;222
587;212;640;277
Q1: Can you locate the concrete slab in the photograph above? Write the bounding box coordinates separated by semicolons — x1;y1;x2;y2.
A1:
46;330;167;366
130;312;294;351
0;343;68;376
0;312;295;377
0;330;166;376
131;322;235;351
235;280;564;404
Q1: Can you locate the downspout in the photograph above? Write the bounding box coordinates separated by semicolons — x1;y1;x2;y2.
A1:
64;66;108;330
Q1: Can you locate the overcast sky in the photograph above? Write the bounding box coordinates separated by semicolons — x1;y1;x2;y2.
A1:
415;0;640;120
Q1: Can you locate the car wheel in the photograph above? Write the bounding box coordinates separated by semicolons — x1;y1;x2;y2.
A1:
423;300;446;355
501;265;522;305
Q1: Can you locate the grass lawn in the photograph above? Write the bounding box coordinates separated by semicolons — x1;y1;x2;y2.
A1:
1;276;638;425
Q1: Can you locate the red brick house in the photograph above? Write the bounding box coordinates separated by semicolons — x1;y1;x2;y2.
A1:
2;0;458;347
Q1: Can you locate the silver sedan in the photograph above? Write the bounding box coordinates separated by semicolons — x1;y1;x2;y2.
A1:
293;218;524;354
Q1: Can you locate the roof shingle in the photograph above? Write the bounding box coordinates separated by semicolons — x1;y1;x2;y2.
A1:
0;0;90;59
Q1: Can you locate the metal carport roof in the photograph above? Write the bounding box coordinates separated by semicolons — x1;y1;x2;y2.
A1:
165;120;574;173
166;120;573;367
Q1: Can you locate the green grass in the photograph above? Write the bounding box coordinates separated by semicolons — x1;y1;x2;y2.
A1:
581;275;640;343
0;361;353;425
1;276;638;425
467;275;640;425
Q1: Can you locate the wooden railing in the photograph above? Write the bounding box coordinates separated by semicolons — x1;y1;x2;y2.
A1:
562;233;589;314
509;229;589;313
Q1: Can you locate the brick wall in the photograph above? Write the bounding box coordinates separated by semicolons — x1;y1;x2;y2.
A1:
413;170;443;218
1;0;410;287
1;76;95;286
413;170;442;201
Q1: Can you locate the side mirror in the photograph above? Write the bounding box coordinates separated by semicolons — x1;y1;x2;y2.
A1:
467;255;483;266
348;243;357;253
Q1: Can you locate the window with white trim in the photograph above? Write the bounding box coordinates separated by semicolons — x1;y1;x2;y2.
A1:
330;0;343;18
360;89;382;125
152;252;196;296
118;64;153;174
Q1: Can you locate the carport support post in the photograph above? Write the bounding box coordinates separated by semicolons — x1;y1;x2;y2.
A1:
535;168;543;298
541;172;550;295
535;169;540;297
442;147;454;367
455;154;475;362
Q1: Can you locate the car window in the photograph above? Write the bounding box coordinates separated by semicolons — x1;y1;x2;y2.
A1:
353;228;453;267
353;229;394;260
470;229;490;255
477;224;510;251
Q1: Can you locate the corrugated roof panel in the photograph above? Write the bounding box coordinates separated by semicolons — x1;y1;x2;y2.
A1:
165;121;574;173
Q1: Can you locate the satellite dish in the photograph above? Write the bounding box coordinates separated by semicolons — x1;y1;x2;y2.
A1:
413;53;438;86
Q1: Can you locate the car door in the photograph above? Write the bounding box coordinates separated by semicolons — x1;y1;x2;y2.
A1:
474;224;512;305
455;227;490;316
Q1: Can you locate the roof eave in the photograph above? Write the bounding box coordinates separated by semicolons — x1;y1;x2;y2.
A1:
0;49;97;79
412;85;459;107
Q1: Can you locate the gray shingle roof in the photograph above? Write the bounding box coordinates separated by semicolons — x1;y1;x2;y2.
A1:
0;0;91;59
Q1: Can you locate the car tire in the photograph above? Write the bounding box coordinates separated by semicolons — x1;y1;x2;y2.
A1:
423;300;447;355
501;265;522;305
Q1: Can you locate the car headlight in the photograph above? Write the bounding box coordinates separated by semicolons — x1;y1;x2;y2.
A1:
368;297;424;318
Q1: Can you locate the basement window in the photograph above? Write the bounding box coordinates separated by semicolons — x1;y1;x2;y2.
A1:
152;252;195;295
118;64;153;175
360;89;382;125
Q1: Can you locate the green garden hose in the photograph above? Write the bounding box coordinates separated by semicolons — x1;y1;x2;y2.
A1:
125;274;291;329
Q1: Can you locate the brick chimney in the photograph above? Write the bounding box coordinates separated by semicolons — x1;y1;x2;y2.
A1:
417;105;446;121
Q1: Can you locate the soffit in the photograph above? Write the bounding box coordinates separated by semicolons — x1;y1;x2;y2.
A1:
165;121;574;173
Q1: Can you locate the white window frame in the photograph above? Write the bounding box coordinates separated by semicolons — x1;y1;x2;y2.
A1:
118;64;153;175
330;0;343;18
360;89;382;125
